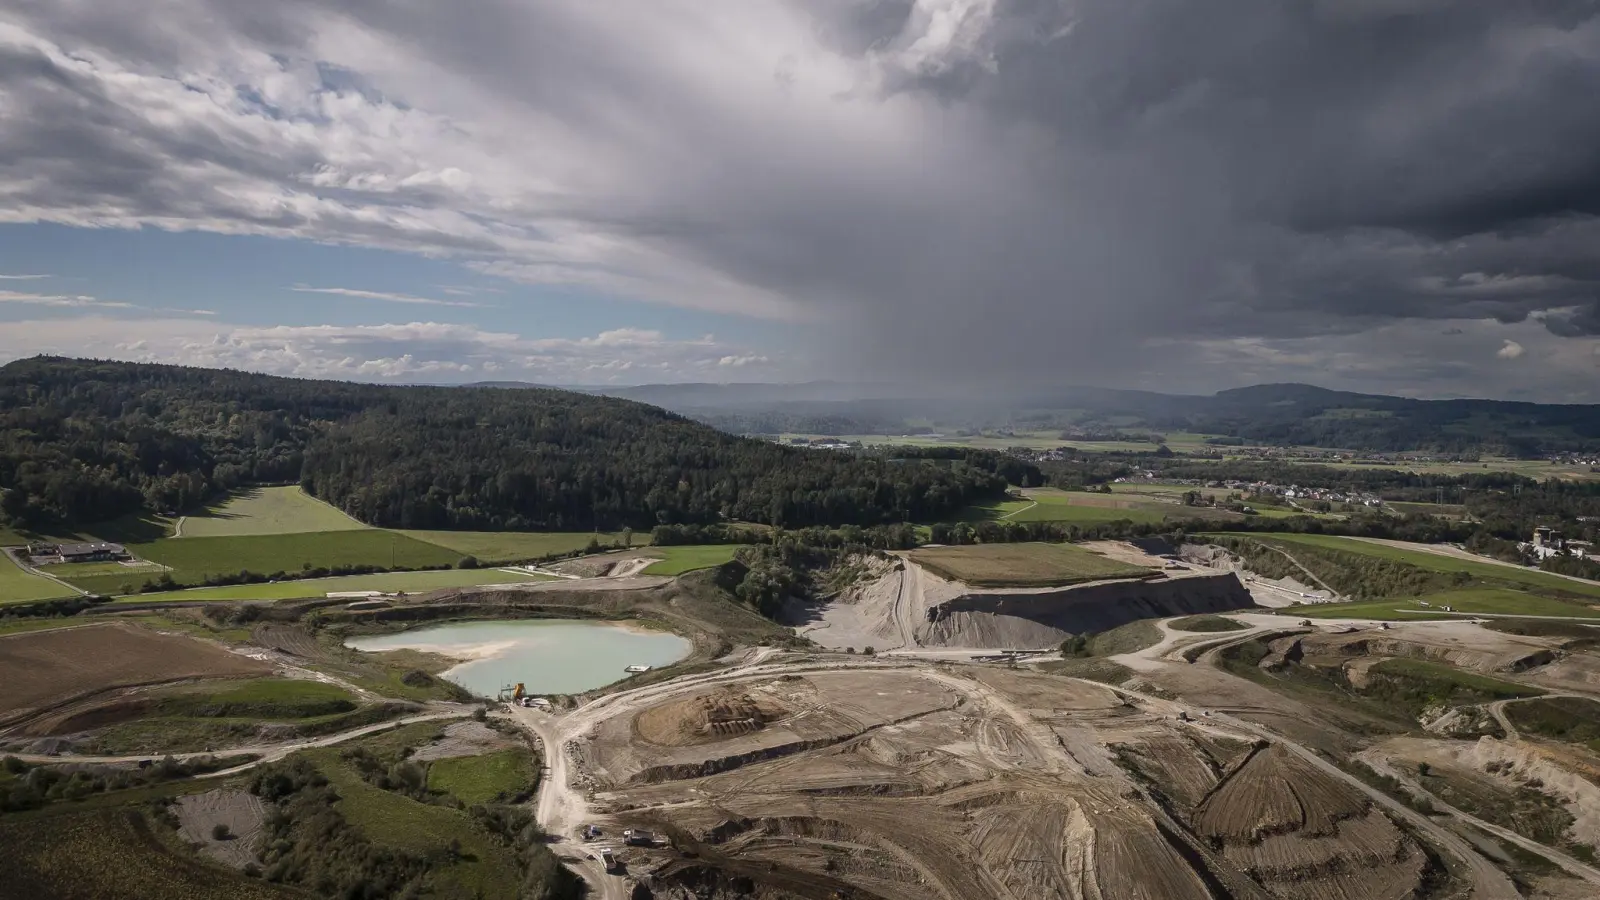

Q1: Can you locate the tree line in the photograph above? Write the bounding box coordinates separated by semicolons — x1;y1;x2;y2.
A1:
0;358;1011;532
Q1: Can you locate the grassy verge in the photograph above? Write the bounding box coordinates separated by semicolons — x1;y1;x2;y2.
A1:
401;530;632;563
1168;614;1248;633
1087;619;1164;656
115;567;555;602
1297;590;1600;621
1035;657;1134;685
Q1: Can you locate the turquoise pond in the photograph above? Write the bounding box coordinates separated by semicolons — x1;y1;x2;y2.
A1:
345;619;691;696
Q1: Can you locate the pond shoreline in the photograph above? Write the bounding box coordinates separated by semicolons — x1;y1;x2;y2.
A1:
345;618;691;697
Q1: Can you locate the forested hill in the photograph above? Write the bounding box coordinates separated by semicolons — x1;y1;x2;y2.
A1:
0;358;1008;531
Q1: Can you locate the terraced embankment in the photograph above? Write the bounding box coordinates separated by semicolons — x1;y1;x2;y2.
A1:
918;571;1256;649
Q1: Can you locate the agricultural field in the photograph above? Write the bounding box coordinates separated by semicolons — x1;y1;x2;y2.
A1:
178;486;368;537
119;566;556;602
0;623;269;726
399;529;633;563
908;541;1149;587
995;488;1170;525
426;748;536;805
58;530;462;595
641;544;741;575
0;553;78;604
1299;590;1600;621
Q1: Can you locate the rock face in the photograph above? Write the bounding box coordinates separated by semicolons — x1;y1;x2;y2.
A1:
918;572;1255;648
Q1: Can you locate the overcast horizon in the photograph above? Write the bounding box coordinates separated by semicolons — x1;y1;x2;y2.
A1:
3;2;1599;401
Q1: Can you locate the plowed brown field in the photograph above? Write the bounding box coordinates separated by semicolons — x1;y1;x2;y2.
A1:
0;623;267;726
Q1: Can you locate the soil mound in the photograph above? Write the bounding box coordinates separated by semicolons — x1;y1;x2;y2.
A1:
1196;744;1367;841
636;685;794;747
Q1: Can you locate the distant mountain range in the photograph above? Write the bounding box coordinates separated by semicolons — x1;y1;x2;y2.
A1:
466;380;1600;454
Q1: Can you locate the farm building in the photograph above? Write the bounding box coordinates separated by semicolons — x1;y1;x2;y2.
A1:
33;541;130;563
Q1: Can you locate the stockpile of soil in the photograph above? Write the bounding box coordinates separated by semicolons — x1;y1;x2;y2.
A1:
635;685;794;747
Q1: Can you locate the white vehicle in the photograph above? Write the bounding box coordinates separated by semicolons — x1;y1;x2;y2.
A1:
599;847;619;871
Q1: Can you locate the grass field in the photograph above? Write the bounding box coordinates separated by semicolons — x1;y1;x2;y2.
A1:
400;530;632;563
155;678;360;718
0;554;78;604
1224;532;1600;600
908;542;1149;587
1297;590;1600;621
642;544;741;575
179;486;367;537
117;567;556;602
1008;489;1170;525
427;748;536;805
58;530;463;595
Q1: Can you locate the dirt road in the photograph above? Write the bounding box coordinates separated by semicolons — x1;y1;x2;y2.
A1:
8;708;471;774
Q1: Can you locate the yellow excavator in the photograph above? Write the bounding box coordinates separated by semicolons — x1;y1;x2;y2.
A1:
512;683;525;702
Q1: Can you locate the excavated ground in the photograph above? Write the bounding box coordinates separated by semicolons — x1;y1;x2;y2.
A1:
577;664;1446;900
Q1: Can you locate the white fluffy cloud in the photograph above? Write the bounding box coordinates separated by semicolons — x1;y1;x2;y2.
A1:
0;317;779;383
1497;340;1526;360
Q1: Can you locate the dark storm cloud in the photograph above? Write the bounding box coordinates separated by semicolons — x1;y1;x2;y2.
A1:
2;0;1600;393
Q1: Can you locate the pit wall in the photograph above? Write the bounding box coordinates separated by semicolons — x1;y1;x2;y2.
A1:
917;571;1255;649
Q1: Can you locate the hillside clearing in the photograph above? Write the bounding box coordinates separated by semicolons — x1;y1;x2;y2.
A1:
642;544;741;575
908;542;1150;587
179;486;368;537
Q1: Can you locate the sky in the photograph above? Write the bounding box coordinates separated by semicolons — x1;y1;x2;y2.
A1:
2;0;1599;400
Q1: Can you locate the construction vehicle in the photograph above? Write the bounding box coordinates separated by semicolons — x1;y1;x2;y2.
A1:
513;683;525;701
599;847;619;871
623;828;654;846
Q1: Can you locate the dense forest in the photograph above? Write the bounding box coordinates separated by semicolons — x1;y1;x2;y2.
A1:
0;358;1010;531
